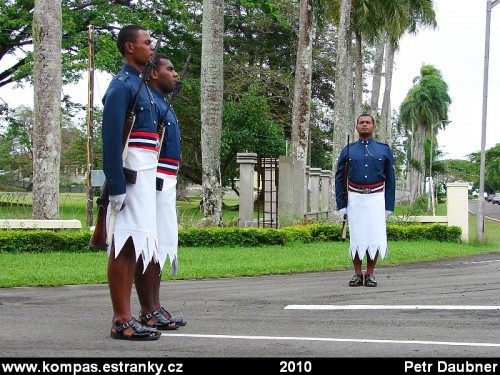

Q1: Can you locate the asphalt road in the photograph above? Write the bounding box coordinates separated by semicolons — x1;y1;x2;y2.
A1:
1;252;499;360
469;198;500;221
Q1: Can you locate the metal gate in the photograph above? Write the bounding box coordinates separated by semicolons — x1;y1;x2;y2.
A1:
256;155;279;228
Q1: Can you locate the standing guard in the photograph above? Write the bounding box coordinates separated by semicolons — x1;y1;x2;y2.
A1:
335;113;396;287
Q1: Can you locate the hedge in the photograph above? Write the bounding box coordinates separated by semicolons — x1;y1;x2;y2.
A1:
0;223;462;254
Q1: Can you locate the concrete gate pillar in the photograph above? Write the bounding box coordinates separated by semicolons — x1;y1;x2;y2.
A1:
309;168;322;214
446;182;469;241
237;153;257;227
320;170;332;216
278;156;306;225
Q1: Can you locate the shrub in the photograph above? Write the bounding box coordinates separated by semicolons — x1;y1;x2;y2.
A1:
0;223;462;253
0;230;98;254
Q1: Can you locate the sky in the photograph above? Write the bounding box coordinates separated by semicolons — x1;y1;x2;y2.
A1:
391;0;500;160
1;0;499;161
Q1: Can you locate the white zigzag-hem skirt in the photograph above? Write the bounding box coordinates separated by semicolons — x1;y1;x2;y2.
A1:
107;147;159;269
347;191;388;261
156;174;178;275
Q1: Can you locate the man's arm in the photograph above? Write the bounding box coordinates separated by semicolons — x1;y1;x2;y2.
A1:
385;147;396;211
102;80;130;196
334;147;348;210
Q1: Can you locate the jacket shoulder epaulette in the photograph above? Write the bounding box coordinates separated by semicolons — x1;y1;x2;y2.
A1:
376;140;390;147
115;71;131;82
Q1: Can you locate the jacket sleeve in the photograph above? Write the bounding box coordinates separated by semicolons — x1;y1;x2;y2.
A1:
334;147;347;210
102;80;130;196
384;146;396;211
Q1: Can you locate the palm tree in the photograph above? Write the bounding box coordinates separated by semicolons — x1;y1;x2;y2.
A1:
399;64;451;202
378;0;437;143
327;0;436;159
200;0;224;226
351;0;387;120
291;0;314;163
370;34;386;120
330;0;353;176
32;0;62;219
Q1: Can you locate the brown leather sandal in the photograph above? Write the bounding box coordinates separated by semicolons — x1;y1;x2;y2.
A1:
160;307;186;326
140;310;178;330
110;318;161;340
349;273;363;287
364;274;378;287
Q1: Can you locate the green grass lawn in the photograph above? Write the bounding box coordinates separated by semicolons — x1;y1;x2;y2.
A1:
1;238;498;288
0;192;241;229
1;195;499;287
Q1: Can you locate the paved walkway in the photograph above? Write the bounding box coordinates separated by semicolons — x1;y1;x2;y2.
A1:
1;252;499;359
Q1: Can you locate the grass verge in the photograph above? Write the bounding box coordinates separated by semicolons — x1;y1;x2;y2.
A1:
1;239;499;288
1;200;499;288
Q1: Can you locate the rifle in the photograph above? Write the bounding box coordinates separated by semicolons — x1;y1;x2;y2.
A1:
156;53;191;191
89;34;163;250
341;135;350;241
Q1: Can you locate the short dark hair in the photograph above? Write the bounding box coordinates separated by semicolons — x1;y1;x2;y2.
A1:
116;25;147;56
153;53;171;68
357;113;375;125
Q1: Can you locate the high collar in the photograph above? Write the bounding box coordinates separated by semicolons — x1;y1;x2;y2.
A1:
359;137;374;145
122;63;142;77
149;86;165;99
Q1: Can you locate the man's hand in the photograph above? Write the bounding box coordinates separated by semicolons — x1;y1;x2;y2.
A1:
110;193;126;211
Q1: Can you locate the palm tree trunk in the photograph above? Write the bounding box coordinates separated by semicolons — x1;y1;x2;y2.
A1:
407;122;427;202
332;0;352;209
291;0;314;164
200;0;224;226
379;36;394;145
32;0;62;220
416;122;427;196
370;34;385;119
354;30;363;120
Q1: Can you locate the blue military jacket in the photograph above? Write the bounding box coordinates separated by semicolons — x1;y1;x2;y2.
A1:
150;87;181;162
101;64;158;195
335;137;396;211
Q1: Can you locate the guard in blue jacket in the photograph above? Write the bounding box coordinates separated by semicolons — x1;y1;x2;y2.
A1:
335;113;396;287
102;25;163;341
147;53;186;327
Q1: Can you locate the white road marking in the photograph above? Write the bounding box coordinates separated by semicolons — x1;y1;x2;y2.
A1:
284;305;500;310
162;333;500;348
469;259;500;264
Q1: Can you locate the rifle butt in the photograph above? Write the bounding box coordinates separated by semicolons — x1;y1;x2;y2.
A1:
89;204;108;251
341;219;347;242
89;183;109;251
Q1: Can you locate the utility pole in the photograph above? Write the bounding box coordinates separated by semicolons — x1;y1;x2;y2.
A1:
86;25;95;228
477;0;499;242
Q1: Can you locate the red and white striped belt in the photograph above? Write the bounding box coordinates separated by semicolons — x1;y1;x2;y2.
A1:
348;181;384;194
157;157;180;176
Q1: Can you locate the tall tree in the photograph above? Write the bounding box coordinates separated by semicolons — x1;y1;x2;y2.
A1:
379;0;437;143
378;36;394;143
370;35;385;119
291;0;314;163
32;0;62;219
0;105;34;180
330;0;352;189
200;0;224;226
482;145;500;194
399;64;451;202
350;0;386;121
0;1;198;88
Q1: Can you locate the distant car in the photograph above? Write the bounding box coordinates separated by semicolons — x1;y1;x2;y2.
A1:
490;195;500;204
